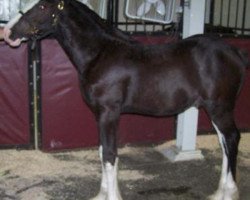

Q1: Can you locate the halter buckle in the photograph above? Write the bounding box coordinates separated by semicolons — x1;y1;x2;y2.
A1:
57;1;64;10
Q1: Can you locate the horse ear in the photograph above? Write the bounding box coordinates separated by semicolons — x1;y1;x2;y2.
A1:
54;0;70;5
60;0;71;4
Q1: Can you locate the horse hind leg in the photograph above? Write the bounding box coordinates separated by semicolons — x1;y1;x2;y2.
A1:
207;110;240;200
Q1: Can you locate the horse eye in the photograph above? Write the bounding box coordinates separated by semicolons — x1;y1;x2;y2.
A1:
39;5;46;10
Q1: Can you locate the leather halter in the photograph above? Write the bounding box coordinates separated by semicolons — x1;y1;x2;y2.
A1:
57;1;64;10
52;0;65;26
18;1;65;38
19;10;39;35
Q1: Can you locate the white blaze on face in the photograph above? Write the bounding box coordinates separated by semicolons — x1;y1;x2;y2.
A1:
3;0;40;47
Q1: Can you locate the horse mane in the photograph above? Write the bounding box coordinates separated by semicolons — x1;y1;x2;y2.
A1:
68;0;134;43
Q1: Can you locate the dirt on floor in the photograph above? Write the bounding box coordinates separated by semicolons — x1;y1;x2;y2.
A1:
0;134;249;200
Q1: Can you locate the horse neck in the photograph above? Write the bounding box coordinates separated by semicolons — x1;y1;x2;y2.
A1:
55;7;108;74
54;3;134;75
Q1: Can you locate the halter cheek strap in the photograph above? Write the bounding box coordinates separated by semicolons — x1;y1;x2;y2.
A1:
19;10;39;34
51;1;65;26
19;11;25;15
17;0;65;38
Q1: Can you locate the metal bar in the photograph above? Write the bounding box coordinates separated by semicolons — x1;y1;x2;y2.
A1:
209;0;215;25
220;0;224;27
227;0;232;27
235;0;240;30
32;59;39;149
116;21;175;26
107;0;113;26
134;20;137;33
27;41;35;149
153;24;156;32
27;40;42;150
114;0;119;27
36;41;42;150
125;15;128;32
241;0;247;35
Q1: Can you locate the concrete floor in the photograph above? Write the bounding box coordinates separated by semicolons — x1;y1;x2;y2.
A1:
0;134;249;200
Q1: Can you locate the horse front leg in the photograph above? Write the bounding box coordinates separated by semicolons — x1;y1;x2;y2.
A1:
90;108;122;200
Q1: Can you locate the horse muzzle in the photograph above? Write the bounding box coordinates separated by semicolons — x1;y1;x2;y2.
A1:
3;27;27;47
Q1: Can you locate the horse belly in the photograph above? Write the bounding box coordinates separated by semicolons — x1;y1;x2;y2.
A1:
124;80;197;116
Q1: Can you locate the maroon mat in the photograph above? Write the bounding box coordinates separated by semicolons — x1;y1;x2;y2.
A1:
0;42;30;147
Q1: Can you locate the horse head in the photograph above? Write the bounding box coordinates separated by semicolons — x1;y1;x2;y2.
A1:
4;0;67;47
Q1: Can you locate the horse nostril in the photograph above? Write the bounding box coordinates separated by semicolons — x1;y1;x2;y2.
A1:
3;28;21;47
9;31;17;40
4;27;16;40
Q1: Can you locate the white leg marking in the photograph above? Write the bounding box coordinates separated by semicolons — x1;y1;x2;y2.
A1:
208;122;239;200
90;147;122;200
106;159;122;200
99;146;108;191
90;146;107;200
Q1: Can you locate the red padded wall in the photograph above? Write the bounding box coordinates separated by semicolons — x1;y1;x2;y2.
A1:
0;42;30;147
41;39;98;150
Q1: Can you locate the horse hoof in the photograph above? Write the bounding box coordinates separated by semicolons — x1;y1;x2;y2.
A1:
89;191;123;200
207;187;239;200
89;196;105;200
89;195;123;200
89;192;106;200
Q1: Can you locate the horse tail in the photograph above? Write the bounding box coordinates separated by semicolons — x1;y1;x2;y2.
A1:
232;47;249;96
235;48;249;68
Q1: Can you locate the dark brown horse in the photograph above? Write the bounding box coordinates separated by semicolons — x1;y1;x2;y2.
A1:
3;0;248;199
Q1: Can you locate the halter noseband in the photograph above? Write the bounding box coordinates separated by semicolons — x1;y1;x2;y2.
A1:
19;10;39;36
